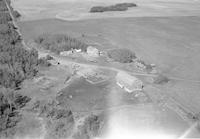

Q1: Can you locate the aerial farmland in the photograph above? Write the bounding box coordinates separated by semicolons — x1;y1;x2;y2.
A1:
0;0;200;138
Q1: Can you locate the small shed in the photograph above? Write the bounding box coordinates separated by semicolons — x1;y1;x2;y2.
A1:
116;72;143;93
87;46;100;57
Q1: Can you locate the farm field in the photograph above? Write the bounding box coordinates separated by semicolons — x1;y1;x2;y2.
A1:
12;0;200;21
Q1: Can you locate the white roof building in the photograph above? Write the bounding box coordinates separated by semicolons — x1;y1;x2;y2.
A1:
60;50;73;56
87;46;100;57
75;49;82;53
116;72;143;93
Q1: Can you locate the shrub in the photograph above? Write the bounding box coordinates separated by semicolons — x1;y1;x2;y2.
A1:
153;74;169;84
33;100;74;139
37;58;51;67
74;114;103;139
107;48;136;63
46;55;53;60
0;88;30;137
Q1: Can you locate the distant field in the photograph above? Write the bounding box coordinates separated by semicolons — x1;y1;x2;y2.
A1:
12;0;200;21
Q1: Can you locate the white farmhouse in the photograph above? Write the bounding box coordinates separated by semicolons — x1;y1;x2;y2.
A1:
60;50;73;56
75;49;82;53
116;72;143;93
87;46;100;57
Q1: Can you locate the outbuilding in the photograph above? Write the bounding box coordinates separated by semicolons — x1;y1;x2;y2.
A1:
87;46;100;57
116;72;143;93
60;50;73;56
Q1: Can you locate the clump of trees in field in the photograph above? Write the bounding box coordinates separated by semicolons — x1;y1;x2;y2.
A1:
107;48;136;63
73;114;104;139
30;100;75;139
90;2;137;13
35;34;88;54
0;88;31;138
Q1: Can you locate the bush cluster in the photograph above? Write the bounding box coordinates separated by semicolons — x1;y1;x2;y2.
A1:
107;48;136;63
0;88;30;138
73;114;104;139
153;74;169;84
31;100;75;139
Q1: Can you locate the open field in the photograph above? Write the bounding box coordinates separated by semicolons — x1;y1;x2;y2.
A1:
12;0;200;21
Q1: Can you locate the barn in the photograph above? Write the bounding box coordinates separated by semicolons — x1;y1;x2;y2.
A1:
116;72;143;93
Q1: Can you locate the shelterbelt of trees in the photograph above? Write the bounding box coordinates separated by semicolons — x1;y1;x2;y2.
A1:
35;33;88;53
0;0;49;138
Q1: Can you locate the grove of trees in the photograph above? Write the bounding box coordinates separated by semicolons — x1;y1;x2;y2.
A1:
0;0;48;137
107;48;136;63
73;114;104;139
90;2;137;13
35;33;88;54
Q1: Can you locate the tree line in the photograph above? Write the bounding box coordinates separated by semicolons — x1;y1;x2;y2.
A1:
0;0;48;137
35;33;88;54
